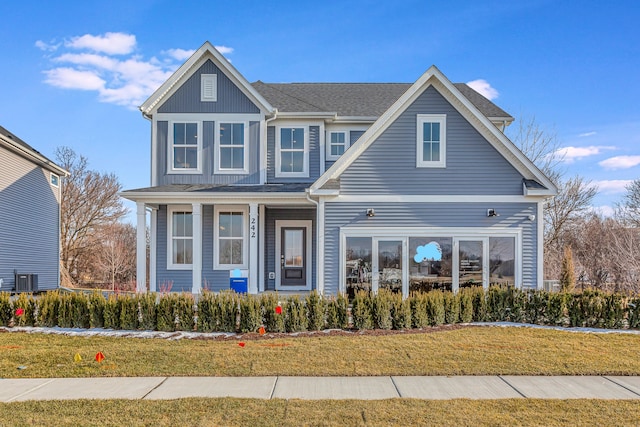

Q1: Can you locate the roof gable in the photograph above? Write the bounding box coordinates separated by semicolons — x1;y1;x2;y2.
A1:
310;66;557;196
0;125;67;175
140;41;273;116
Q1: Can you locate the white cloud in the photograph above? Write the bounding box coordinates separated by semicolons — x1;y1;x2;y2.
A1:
66;32;137;55
578;131;597;137
35;40;60;52
554;145;616;164
592;179;633;195
466;79;499;100
215;45;234;55
39;33;226;109
598;155;640;170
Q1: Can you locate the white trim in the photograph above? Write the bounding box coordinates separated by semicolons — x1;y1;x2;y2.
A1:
200;74;217;102
214;205;249;270
324;124;370;162
319;121;326;173
452;236;489;292
275;220;313;291
122;192;313;205
327;194;544;203
416;114;446;168
317;198;325;295
275;124;309;178
168;121;202;174
191;203;203;294
537;200;544;290
156;113;262;122
258;204;266;292
371;237;409;296
151;116;157;186
49;172;60;187
150;207;157;292
136;202;147;292
326;130;348;161
214;121;250;174
249;203;259;294
167;205;193;270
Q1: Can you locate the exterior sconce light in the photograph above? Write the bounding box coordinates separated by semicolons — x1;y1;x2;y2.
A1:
366;208;375;217
487;209;499;217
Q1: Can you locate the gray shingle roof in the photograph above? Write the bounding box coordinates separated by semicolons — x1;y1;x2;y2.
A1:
0;125;66;175
251;82;512;120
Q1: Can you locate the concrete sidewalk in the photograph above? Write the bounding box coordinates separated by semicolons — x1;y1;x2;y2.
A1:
2;376;640;402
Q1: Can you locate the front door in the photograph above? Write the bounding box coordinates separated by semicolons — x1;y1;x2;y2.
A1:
454;238;489;290
275;220;312;290
372;238;407;294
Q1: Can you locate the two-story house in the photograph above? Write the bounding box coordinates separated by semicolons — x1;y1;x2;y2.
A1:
0;125;67;292
122;41;557;297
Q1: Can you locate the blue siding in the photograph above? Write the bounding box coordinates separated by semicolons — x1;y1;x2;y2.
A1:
339;86;524;195
0;148;60;291
156;205;192;292
157;121;261;186
322;202;537;295
158;59;260;114
267;125;320;183
325;129;367;171
264;208;316;290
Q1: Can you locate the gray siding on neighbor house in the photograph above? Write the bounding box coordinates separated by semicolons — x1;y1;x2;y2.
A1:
158;60;260;114
156;121;261;185
325;129;367;171
339;86;524;195
0;148;60;291
267;125;320;183
322;202;537;296
264;208;316;291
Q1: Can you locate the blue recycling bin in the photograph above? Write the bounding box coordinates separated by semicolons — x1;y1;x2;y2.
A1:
230;277;248;293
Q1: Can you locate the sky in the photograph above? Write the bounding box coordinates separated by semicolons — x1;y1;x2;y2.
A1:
1;0;639;222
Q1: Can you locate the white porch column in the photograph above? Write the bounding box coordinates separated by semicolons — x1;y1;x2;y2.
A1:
149;207;157;292
317;198;325;295
192;203;202;294
135;201;147;293
249;203;259;294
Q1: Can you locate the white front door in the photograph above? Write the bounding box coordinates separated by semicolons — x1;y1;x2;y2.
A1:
453;237;489;292
372;238;408;295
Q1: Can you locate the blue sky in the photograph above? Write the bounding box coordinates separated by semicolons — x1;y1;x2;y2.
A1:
1;0;639;221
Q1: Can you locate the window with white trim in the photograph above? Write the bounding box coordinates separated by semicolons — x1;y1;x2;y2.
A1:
417;114;446;168
215;206;247;269
276;127;308;177
50;173;59;187
168;207;193;269
215;122;248;173
201;74;217;102
170;122;200;171
327;131;347;160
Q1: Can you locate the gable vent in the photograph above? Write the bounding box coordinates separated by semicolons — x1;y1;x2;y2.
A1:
201;74;218;102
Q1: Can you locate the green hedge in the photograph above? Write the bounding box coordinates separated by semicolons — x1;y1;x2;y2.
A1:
0;286;637;332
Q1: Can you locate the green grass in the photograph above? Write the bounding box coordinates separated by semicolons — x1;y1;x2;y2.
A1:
2;326;640;377
1;398;640;426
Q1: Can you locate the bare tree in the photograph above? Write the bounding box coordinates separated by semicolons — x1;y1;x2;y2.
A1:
618;179;640;227
56;147;128;286
95;223;137;290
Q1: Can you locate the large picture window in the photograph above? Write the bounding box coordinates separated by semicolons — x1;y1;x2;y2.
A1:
417;114;446;168
409;237;453;292
215;207;247;269
216;122;248;173
171;122;200;171
168;208;193;269
489;236;515;286
276;127;308;177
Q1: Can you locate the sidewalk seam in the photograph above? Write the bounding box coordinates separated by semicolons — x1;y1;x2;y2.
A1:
269;376;279;399
5;379;56;403
603;376;640;397
498;376;527;398
389;376;402;398
141;377;169;400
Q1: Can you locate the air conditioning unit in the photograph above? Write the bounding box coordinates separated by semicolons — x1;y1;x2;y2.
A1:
15;274;38;293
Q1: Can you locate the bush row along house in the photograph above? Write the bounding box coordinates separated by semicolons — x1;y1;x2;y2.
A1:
121;41;557;297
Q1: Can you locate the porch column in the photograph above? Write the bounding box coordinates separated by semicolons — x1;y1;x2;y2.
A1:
149;207;157;292
249;203;259;294
192;203;202;294
135;202;147;293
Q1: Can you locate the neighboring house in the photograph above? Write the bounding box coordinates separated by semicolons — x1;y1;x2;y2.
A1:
122;41;557;297
0;125;67;292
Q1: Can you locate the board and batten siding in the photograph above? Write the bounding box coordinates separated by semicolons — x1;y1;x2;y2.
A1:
156;120;261;186
264;208;316;291
158;59;260;114
339;86;524;195
267;125;321;183
322;202;537;296
0;147;60;291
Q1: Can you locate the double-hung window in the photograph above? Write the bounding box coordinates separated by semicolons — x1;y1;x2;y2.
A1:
168;207;193;269
171;122;200;172
327;131;347;160
416;114;446;168
276;126;308;177
215;122;248;174
215;206;247;269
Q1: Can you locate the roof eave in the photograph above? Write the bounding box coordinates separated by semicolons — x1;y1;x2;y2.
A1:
0;135;68;176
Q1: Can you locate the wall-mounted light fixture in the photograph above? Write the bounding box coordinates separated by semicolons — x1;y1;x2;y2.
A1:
366;208;375;217
487;208;500;217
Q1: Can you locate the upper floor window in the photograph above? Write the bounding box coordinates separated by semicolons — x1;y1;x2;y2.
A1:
201;74;217;102
168;207;193;269
417;114;446;168
50;173;59;187
215;206;248;269
170;122;201;172
215;122;249;174
276;126;308;177
327;131;347;161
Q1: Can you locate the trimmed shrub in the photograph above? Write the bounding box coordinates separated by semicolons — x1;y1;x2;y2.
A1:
13;293;36;326
391;292;412;330
0;292;12;326
261;293;285;333
57;293;74;328
410;292;429;328
305;291;326;331
103;294;122;330
174;293;195;331
372;289;394;330
38;291;60;327
119;295;138;330
325;293;348;329
458;289;474;323
216;291;238;333
546;292;567;326
88;292;106;328
469;287;488;322
137;293;157;330
583;290;605;328
156;293;175;332
284;296;308;332
525;290;547;325
602;293;625;329
425;291;445;326
351;291;373;330
505;287;527;323
486;286;509;322
443;291;460;325
239;294;262;333
70;293;90;329
196;291;216;332
627;297;640;329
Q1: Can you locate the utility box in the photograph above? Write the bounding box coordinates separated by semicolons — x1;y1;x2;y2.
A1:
15;274;38;293
229;269;248;293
